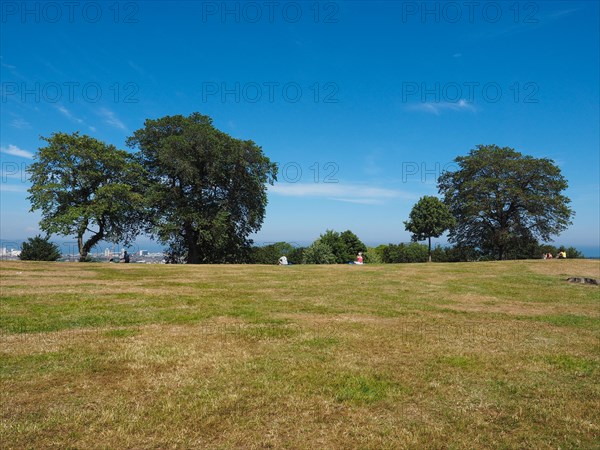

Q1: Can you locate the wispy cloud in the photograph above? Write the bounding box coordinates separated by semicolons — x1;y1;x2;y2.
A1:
0;57;16;70
56;105;84;124
0;184;28;193
407;99;476;115
1;144;34;159
55;105;97;132
10;117;32;129
98;107;127;130
548;8;582;19
269;183;409;205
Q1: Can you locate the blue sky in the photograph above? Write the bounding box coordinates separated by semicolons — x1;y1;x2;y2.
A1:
1;1;599;255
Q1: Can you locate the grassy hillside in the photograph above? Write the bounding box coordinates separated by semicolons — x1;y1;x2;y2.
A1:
1;260;599;449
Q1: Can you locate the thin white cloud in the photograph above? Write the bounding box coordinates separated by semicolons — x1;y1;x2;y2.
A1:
407;99;476;115
56;105;97;133
0;184;28;193
56;105;84;124
329;197;387;205
10;118;31;129
1;144;34;159
548;8;581;19
269;183;409;205
98;108;127;130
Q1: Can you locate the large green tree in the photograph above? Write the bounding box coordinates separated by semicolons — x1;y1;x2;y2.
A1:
438;145;573;260
28;132;146;261
404;195;456;262
126;113;277;263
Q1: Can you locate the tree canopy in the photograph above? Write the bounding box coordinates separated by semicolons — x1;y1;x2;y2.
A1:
404;195;455;262
27;132;146;261
438;145;573;260
126;113;277;263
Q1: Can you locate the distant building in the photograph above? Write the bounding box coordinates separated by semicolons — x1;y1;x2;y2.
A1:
139;250;149;256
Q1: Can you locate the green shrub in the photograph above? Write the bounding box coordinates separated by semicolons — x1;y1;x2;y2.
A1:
381;243;428;263
287;247;305;264
302;241;337;264
250;242;295;264
19;235;61;261
318;229;366;263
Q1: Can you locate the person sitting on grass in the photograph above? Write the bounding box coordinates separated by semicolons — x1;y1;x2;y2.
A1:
278;255;289;265
349;252;364;265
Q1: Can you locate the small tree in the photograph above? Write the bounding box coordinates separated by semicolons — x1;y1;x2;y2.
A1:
19;235;61;261
340;230;366;262
404;196;456;262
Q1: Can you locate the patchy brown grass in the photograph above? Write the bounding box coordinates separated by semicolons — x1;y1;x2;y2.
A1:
1;260;599;448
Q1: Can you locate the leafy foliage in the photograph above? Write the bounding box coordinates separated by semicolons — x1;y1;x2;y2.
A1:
302;241;337;264
27;132;146;261
250;242;295;264
430;245;481;262
536;244;585;259
562;246;585;259
317;229;366;263
438;145;573;260
127;113;277;263
19;235;61;261
380;243;429;263
287;247;306;264
404;196;455;261
363;246;385;264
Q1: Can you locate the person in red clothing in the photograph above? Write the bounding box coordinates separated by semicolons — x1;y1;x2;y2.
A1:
355;252;364;265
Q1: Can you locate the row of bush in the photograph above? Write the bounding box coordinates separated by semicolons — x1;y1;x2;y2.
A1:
17;232;586;263
248;230;586;264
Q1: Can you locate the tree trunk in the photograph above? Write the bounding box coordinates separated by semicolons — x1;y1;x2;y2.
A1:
186;244;200;264
81;232;105;262
78;234;86;262
428;236;432;262
185;227;201;264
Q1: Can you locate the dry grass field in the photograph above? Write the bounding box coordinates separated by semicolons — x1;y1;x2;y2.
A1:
1;259;599;449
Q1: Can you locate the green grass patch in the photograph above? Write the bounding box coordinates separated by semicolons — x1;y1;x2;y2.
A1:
543;354;598;376
332;372;398;404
